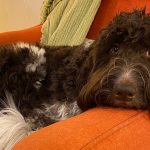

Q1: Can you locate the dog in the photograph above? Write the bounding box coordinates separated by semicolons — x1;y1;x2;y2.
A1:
1;9;150;149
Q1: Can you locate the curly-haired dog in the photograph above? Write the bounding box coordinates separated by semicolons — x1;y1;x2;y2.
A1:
1;9;150;149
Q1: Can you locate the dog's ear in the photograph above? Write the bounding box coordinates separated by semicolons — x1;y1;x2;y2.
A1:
145;81;150;111
77;80;96;111
77;70;103;111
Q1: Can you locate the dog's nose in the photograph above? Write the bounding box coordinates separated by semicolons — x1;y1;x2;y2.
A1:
113;84;136;101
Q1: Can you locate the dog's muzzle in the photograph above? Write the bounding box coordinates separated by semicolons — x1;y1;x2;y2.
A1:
113;80;136;102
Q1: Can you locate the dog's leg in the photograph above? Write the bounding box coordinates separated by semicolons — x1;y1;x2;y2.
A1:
24;100;82;130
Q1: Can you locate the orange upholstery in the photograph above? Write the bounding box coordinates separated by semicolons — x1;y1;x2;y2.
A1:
13;108;150;150
87;0;150;39
0;24;42;45
0;0;149;149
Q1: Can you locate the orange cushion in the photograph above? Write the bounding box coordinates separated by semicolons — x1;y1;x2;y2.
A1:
13;108;150;150
87;0;150;39
0;24;42;45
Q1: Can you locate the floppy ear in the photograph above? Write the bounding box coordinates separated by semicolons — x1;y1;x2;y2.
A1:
145;81;150;111
77;69;107;111
77;74;98;111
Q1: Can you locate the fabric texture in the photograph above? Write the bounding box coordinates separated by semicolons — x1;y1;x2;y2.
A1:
13;108;150;150
40;0;61;23
40;0;101;46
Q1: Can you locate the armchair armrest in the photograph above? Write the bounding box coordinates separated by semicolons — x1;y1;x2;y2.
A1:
0;24;42;45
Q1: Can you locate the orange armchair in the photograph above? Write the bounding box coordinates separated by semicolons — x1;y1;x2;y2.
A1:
0;0;150;149
0;24;42;45
13;108;150;150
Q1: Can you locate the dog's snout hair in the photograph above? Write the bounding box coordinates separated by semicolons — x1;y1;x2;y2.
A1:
78;51;150;110
77;57;149;110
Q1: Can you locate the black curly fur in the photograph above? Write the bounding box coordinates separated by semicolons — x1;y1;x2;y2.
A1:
78;8;150;110
1;9;150;129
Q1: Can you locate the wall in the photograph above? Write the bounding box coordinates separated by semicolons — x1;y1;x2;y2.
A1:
0;0;43;32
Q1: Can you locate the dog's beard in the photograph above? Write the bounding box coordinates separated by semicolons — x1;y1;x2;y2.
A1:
95;58;149;109
79;58;149;110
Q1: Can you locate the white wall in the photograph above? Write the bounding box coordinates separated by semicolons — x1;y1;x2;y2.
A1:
0;0;43;32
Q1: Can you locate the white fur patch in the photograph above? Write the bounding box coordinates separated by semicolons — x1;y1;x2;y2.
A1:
24;101;82;130
26;63;37;72
122;70;132;78
118;70;133;82
84;39;94;48
26;47;46;73
42;101;82;121
16;42;46;73
16;42;30;49
0;92;31;150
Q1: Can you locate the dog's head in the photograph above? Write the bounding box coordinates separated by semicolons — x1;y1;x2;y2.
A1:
0;43;49;107
78;9;150;111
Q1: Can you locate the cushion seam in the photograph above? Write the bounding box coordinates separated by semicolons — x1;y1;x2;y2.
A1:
80;111;146;150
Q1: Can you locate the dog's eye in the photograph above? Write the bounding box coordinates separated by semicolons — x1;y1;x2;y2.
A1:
34;81;42;89
110;45;119;55
33;80;44;89
146;51;150;58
